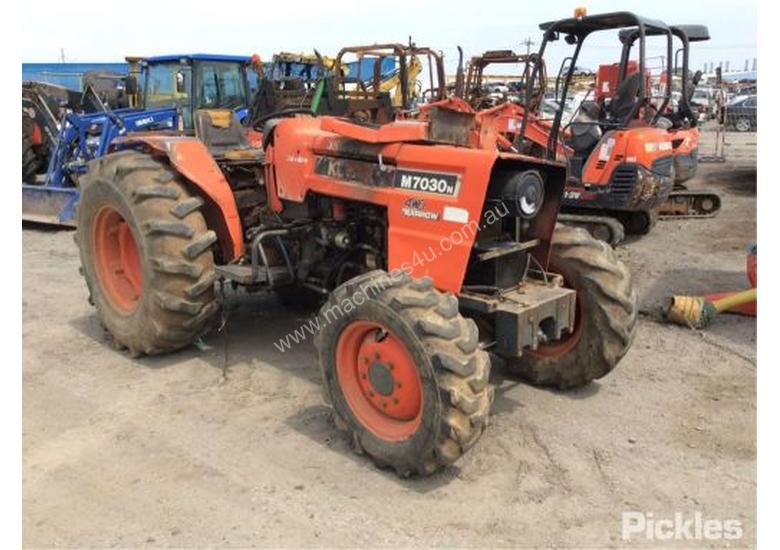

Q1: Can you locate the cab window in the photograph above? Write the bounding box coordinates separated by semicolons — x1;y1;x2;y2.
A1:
197;61;247;110
145;62;189;108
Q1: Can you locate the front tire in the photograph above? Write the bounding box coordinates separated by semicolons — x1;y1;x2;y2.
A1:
734;118;752;132
76;150;219;355
317;271;493;476
507;224;638;389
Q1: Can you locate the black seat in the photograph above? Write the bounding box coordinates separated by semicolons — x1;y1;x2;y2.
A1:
609;72;642;122
194;109;250;156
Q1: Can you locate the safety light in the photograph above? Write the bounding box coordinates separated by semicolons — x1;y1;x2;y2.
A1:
574;6;587;18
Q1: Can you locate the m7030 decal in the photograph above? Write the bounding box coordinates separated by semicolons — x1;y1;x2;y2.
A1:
394;169;458;196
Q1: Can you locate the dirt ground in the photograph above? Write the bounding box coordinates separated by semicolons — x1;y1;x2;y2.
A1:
22;131;757;548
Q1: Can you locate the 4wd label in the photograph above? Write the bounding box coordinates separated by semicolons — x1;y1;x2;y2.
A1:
395;169;458;196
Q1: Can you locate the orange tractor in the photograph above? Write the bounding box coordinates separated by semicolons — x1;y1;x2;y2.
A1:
75;43;637;476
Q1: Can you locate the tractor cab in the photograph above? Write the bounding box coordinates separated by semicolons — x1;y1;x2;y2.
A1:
137;54;253;130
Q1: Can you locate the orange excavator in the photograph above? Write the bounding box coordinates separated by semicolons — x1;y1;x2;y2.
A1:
615;24;722;219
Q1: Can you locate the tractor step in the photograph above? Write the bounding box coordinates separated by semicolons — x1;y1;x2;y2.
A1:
658;190;722;219
215;264;294;286
557;213;625;246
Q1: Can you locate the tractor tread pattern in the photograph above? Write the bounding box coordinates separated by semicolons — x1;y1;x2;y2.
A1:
132;185;180;203
508;224;637;389
171;197;205;219
76;151;219;355
319;271;494;477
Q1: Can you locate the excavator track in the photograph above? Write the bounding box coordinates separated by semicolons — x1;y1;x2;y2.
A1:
557;214;625;246
658;189;722;219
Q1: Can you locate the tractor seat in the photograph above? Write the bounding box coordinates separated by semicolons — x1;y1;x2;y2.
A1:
194;109;260;159
568;108;602;156
609;72;642;122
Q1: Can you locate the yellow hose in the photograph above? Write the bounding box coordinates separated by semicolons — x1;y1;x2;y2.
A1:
711;288;757;313
667;288;757;329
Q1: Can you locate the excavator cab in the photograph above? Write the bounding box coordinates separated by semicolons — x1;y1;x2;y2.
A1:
618;23;720;215
514;11;678;242
617;24;710;129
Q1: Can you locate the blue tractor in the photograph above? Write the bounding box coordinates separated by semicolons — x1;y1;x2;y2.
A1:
22;53;255;226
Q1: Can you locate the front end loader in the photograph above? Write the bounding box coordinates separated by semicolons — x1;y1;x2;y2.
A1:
22;54;254;226
74;45;637;477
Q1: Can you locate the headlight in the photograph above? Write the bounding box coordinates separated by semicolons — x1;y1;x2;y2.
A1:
497;170;545;219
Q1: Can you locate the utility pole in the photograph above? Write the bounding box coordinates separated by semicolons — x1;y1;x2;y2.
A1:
521;37;535;55
59;48;65;63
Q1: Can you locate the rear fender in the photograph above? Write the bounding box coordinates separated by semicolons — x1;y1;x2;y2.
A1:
112;135;243;261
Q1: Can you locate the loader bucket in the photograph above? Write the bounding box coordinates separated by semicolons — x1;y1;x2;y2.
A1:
22;183;78;227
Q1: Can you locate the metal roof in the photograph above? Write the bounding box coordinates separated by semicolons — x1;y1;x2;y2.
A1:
619;24;710;44
539;11;669;35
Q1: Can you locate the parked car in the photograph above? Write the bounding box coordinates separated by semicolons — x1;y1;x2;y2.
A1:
725;94;757;132
690;87;715;120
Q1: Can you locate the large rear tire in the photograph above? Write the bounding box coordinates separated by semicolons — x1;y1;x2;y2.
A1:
507;224;637;389
76;150;219;355
317;271;493;476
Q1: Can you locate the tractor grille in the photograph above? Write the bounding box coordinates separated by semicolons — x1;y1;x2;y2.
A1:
651;156;674;177
609;165;638;198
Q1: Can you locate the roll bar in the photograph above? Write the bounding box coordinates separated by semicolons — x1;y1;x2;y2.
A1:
521;11;671;160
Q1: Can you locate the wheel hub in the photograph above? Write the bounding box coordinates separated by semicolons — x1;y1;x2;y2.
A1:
368;362;394;396
92;206;143;313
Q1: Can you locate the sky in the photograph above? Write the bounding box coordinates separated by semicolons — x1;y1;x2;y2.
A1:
22;0;757;75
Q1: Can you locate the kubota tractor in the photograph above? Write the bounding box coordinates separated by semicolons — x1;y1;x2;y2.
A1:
75;46;637;476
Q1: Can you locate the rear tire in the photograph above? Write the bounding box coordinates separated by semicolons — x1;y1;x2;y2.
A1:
76;150;219;355
317;271;493;476
22;116;42;183
507;224;637;389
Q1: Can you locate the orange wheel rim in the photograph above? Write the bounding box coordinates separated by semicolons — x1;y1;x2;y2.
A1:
92;206;143;313
336;321;422;441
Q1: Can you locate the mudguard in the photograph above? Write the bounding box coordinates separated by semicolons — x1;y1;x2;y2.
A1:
112;134;244;261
